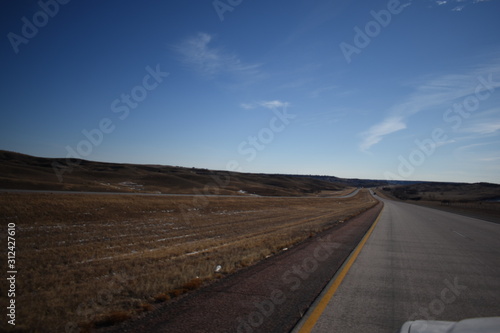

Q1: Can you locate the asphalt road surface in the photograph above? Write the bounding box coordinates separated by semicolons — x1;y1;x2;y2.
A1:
0;188;360;198
294;196;500;333
334;188;359;198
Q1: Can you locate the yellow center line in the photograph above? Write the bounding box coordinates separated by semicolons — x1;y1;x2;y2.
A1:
298;209;384;333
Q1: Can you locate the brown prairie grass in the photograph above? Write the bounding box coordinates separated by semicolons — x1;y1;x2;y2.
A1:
182;277;204;291
153;293;171;303
137;303;154;312
0;190;376;332
92;311;133;328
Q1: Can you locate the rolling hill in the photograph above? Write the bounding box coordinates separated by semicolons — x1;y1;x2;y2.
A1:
0;150;349;196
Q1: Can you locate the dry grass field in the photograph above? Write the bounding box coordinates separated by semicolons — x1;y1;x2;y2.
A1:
0;189;376;332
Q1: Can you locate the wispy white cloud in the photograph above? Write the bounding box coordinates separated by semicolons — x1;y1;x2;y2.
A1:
173;32;263;81
360;116;407;152
454;141;500;163
431;0;493;11
239;100;291;110
435;139;457;148
240;103;255;110
359;62;500;151
453;108;500;141
461;120;500;135
260;100;290;109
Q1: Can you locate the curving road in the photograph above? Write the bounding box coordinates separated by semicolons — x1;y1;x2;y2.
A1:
294;196;500;332
332;188;359;198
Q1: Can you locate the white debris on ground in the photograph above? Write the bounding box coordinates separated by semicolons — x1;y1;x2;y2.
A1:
118;181;144;190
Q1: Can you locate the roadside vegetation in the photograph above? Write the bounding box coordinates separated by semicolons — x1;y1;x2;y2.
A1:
0;190;376;332
380;183;500;223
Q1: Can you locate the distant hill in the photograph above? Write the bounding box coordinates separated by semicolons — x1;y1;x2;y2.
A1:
380;182;500;202
4;150;495;197
304;175;421;188
0;150;349;196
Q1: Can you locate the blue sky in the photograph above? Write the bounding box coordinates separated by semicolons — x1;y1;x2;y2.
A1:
1;0;500;183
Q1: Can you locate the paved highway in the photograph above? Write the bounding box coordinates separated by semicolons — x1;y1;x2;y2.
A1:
334;187;359;198
294;196;500;332
0;188;360;199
